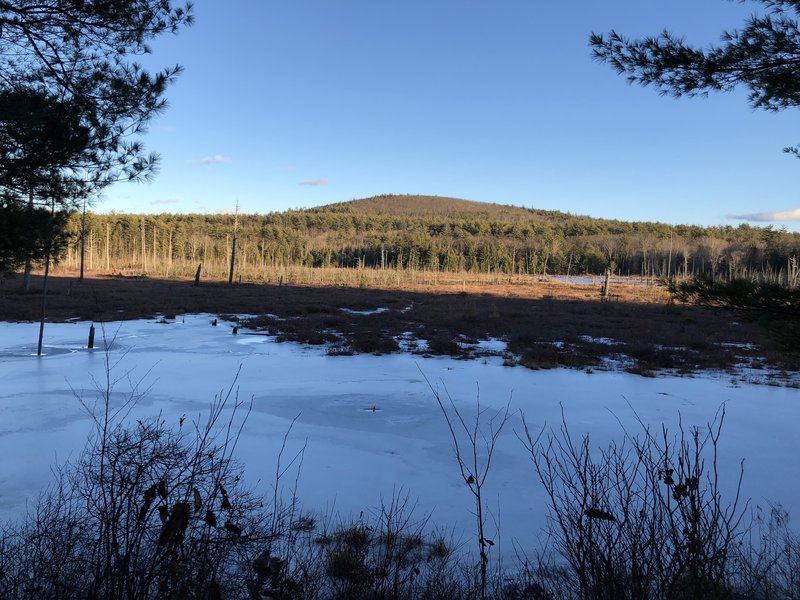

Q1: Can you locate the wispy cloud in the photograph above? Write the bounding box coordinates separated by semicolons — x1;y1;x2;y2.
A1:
150;199;179;206
727;207;800;222
191;155;232;165
299;177;328;187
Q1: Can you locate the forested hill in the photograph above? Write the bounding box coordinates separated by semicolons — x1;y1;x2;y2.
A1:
312;194;571;223
65;194;800;279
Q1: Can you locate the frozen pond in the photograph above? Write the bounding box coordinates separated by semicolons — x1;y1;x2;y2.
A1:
0;315;798;557
550;275;645;285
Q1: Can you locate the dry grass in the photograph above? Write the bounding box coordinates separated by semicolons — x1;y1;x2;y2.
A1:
1;266;794;379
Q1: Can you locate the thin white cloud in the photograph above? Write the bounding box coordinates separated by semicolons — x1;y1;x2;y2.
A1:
299;177;328;186
191;155;232;165
150;199;179;206
727;207;800;222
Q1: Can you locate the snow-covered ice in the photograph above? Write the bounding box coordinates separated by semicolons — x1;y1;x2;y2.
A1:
339;307;389;316
0;314;798;557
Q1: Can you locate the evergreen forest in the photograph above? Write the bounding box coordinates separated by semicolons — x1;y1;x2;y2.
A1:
60;195;800;283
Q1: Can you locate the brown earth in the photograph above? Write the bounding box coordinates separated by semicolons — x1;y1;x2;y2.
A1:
1;270;795;383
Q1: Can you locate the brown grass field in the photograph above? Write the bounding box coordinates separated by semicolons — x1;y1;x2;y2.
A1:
1;266;796;383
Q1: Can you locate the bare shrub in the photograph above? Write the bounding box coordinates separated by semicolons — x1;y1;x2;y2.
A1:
0;367;267;599
423;371;512;600
303;490;470;600
520;407;749;600
732;504;800;600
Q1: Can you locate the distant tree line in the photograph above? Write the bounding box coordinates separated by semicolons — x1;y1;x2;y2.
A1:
60;196;800;281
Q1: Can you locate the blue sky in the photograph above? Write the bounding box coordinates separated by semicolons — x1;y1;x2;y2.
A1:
102;1;800;231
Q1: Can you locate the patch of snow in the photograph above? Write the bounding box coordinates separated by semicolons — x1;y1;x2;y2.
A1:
393;332;418;352
720;342;757;351
654;344;688;352
579;335;619;346
599;354;636;370
235;333;271;345
339;307;389;316
475;338;507;353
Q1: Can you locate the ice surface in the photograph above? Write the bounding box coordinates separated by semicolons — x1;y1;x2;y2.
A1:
0;314;798;558
550;275;636;285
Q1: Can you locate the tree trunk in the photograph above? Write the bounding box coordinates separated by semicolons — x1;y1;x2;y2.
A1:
168;230;173;273
79;200;87;282
23;188;34;290
141;217;147;272
37;200;55;356
228;202;239;285
228;234;237;285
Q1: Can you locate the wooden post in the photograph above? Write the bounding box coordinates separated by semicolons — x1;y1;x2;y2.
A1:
141;217;147;272
194;263;202;286
36;249;50;356
37;199;55;357
79;198;87;282
228;234;237;285
228;200;239;286
88;324;95;349
601;267;611;301
23;187;33;290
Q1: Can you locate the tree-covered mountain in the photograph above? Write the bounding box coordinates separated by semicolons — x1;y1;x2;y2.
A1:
62;194;800;281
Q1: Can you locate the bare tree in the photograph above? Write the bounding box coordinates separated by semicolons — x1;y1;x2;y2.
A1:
423;370;511;600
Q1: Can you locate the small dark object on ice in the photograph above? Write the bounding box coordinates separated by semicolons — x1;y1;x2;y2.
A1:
232;326;238;335
372;405;376;412
211;318;217;326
